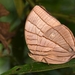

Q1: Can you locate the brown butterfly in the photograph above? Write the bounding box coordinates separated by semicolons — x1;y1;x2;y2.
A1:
25;5;75;64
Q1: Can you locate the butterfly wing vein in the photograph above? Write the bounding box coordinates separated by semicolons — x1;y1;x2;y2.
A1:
25;5;75;64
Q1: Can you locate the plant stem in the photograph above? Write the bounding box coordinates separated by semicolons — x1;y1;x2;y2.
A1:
26;0;35;7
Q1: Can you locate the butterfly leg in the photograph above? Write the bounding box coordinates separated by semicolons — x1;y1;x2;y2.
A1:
41;57;49;64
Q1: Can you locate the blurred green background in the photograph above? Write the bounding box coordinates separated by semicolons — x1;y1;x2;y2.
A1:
0;0;75;75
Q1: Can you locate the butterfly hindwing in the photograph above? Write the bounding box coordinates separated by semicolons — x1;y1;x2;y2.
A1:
25;5;75;64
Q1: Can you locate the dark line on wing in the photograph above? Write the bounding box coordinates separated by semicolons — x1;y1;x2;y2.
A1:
45;56;69;62
30;49;69;53
33;9;71;52
27;20;69;52
40;6;75;46
29;50;71;57
26;29;54;49
25;29;41;36
30;53;69;62
63;25;75;46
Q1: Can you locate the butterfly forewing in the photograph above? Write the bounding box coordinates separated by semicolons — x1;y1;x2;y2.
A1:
25;5;75;64
33;6;61;27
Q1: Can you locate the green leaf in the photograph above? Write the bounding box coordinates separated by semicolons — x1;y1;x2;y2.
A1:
14;0;25;18
71;67;75;73
1;59;75;75
27;0;35;7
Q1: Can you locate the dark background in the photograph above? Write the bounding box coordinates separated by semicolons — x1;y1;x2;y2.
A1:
0;0;75;75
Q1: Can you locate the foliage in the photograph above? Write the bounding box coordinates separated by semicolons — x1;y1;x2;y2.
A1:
0;0;75;75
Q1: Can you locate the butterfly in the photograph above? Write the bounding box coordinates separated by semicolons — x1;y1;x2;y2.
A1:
25;5;75;64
